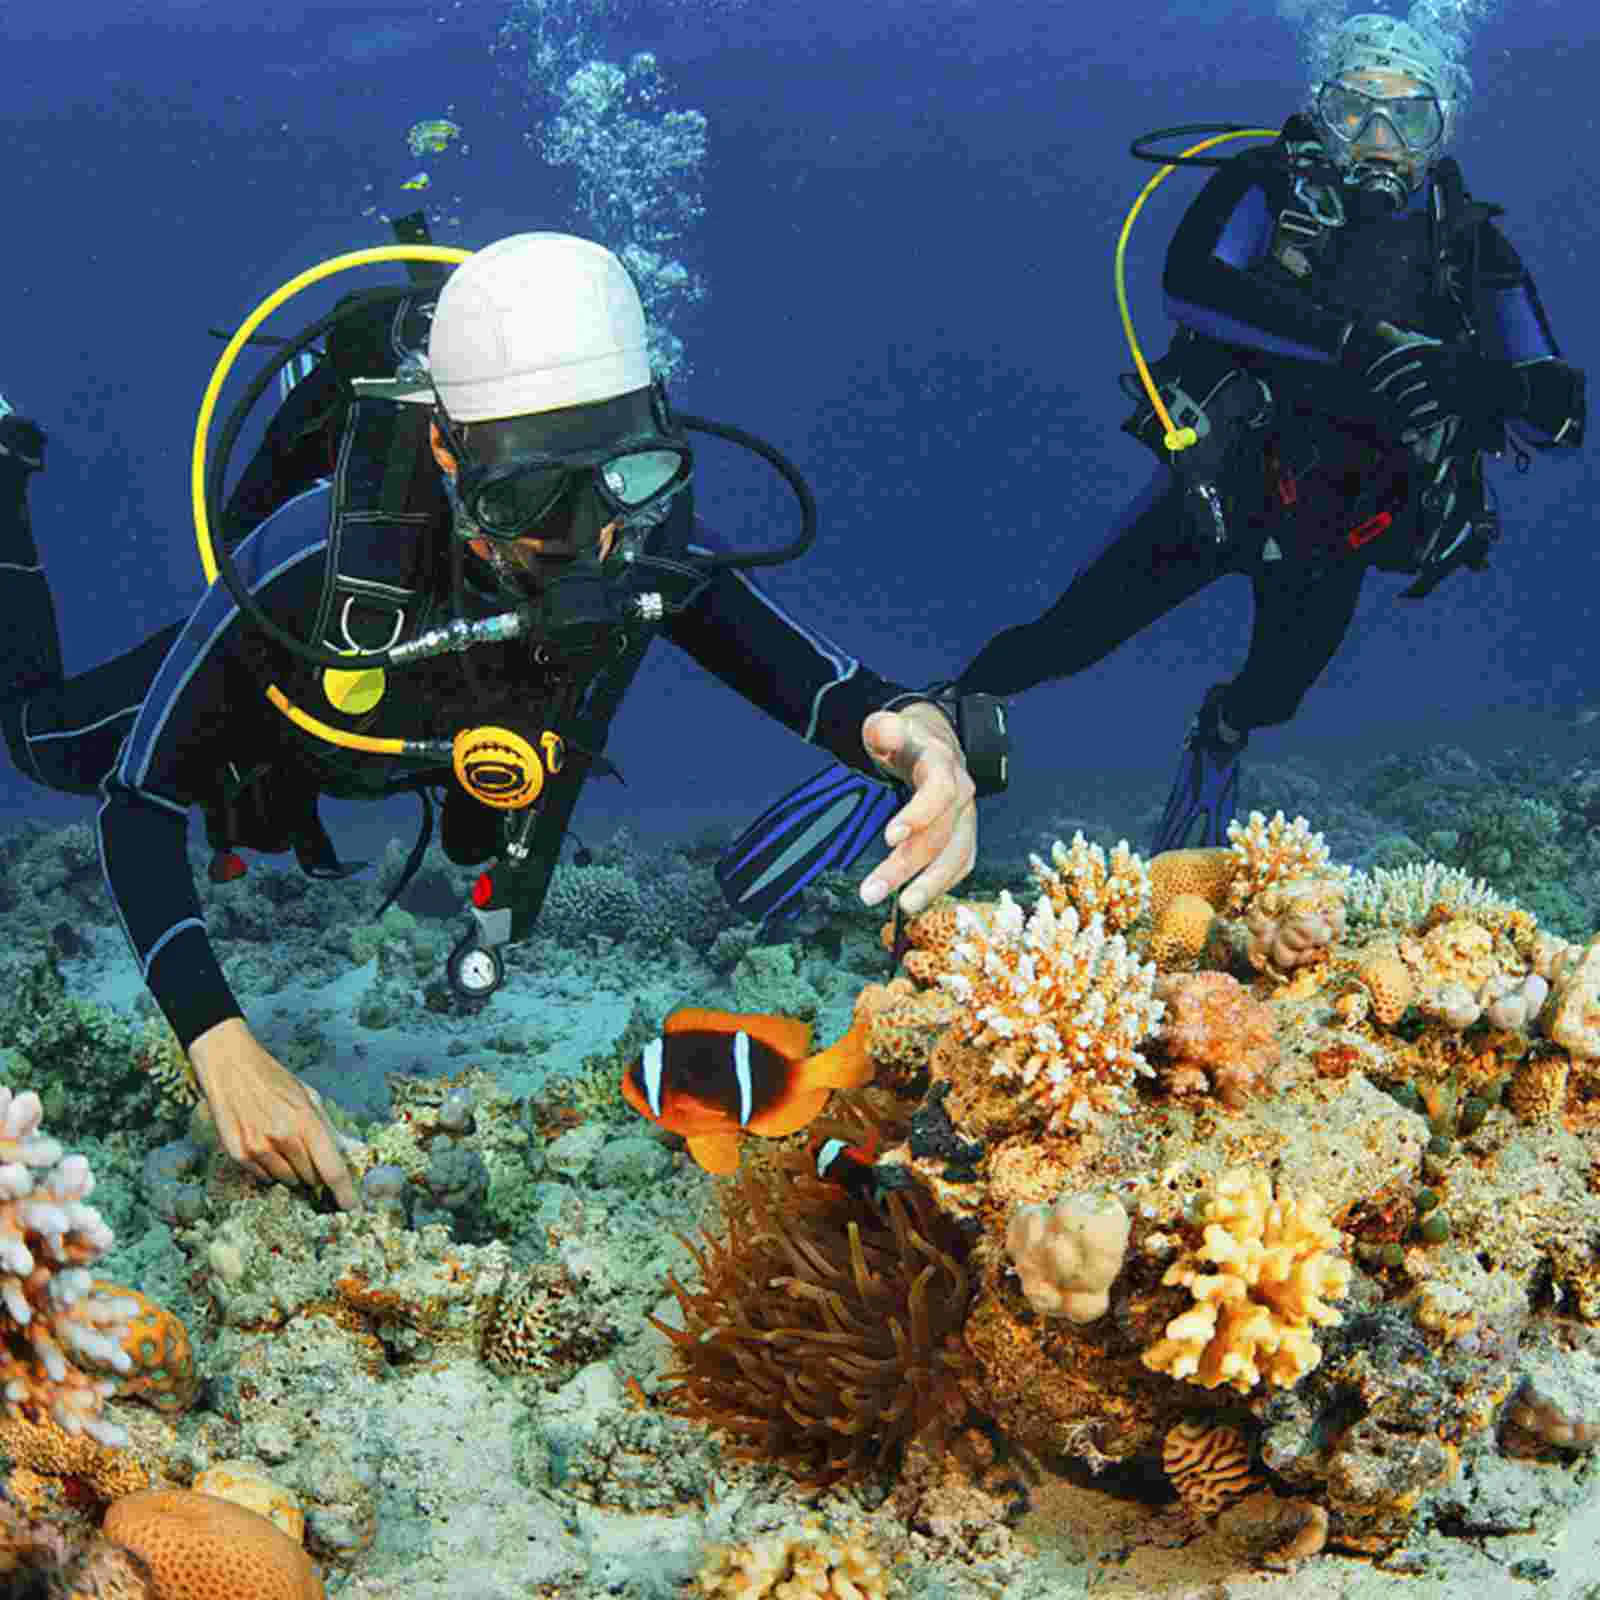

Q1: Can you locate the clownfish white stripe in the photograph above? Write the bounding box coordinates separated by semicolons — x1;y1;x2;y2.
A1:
641;1038;666;1118
815;1138;848;1178
732;1031;754;1126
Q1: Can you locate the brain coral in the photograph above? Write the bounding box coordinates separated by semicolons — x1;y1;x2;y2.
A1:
102;1489;325;1600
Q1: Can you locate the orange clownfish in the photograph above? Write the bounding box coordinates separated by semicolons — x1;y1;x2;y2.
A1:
813;1126;883;1202
621;1006;875;1175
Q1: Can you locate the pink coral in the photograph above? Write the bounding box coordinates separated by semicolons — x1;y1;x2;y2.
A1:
1152;973;1279;1108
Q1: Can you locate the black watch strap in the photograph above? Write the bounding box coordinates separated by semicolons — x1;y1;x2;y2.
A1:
880;685;1010;798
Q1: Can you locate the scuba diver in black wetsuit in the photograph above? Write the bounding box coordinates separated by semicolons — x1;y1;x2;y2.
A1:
714;13;1581;922
953;12;1585;854
0;230;1009;1210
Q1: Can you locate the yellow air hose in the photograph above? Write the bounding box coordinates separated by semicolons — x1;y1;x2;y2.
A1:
1115;130;1281;452
190;245;471;756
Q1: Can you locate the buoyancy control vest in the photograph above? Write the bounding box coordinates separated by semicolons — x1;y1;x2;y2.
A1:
1124;119;1515;592
204;393;663;931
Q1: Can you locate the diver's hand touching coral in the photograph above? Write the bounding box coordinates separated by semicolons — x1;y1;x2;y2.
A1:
188;1018;359;1210
858;701;976;916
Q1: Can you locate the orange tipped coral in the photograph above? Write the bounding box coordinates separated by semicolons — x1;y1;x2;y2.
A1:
102;1489;324;1600
1028;832;1151;934
1224;812;1348;915
936;892;1164;1131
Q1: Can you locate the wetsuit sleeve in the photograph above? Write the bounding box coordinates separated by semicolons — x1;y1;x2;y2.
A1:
98;490;330;1051
661;516;917;776
1162;150;1356;364
1481;223;1587;449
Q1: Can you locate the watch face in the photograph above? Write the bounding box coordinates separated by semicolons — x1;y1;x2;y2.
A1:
453;947;501;996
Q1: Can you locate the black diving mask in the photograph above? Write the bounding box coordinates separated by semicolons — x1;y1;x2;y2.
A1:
443;382;692;543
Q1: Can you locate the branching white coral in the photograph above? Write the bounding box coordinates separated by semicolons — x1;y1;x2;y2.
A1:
1029;832;1151;935
1345;860;1517;932
938;892;1164;1129
0;1088;136;1447
1225;812;1349;915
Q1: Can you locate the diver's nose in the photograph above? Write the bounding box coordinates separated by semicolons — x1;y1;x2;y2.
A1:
1364;115;1402;149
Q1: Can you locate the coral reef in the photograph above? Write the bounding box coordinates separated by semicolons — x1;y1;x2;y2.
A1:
14;768;1600;1595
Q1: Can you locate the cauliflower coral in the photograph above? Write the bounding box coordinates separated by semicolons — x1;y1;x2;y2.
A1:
937;892;1165;1130
1152;973;1278;1107
1007;1192;1131;1322
1141;1169;1351;1395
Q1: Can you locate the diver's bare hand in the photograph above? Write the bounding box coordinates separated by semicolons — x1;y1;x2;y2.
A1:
188;1017;359;1210
857;701;977;916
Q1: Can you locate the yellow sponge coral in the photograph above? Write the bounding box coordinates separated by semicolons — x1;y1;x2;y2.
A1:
1141;1169;1350;1395
693;1521;891;1599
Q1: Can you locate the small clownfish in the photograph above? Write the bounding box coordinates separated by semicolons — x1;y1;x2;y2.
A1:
621;1007;875;1175
812;1126;886;1206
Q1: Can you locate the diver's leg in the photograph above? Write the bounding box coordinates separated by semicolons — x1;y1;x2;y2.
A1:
0;406;58;707
1226;557;1367;733
1148;556;1366;853
957;469;1222;696
0;408;178;795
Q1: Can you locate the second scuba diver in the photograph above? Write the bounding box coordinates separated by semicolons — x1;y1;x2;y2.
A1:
960;12;1584;852
0;231;1008;1210
719;12;1584;919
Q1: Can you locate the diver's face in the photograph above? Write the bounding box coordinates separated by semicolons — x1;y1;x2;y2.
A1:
1334;68;1435;191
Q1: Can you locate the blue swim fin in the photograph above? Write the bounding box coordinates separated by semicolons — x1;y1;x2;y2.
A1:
1149;687;1246;854
717;763;903;923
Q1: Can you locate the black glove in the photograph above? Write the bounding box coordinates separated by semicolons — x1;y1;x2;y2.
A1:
1340;321;1529;440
